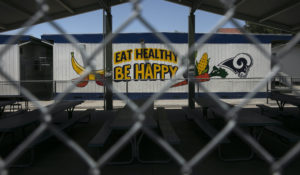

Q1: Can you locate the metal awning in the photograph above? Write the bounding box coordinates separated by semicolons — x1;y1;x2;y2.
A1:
166;0;300;33
0;0;128;32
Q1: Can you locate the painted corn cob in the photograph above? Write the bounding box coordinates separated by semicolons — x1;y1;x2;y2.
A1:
197;52;208;75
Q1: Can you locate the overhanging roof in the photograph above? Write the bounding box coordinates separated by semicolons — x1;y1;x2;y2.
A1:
41;32;292;44
0;0;128;32
166;0;300;33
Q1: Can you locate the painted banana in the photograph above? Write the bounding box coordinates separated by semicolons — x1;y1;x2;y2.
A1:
71;52;85;75
71;52;105;87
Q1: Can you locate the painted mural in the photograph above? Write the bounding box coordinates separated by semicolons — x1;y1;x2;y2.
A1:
171;52;253;87
70;49;253;88
71;52;105;87
172;52;228;87
113;48;179;81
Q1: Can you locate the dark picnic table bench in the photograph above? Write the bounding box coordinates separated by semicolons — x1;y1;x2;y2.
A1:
256;104;283;119
182;106;232;161
19;108;94;167
211;104;283;161
192;96;284;161
212;108;282;132
194;96;281;127
231;108;300;152
88;99;180;164
88;99;156;164
157;107;180;145
0;101;83;133
111;100;156;130
270;92;300;111
182;106;230;143
0;100;85;166
0;100;17;116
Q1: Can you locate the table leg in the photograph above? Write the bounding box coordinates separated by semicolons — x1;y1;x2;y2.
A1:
276;100;285;111
136;132;170;163
67;106;75;119
202;107;208;120
0;106;4;117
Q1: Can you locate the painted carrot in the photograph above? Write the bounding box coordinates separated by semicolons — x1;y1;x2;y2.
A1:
95;75;105;86
72;77;89;87
195;73;210;82
171;80;188;87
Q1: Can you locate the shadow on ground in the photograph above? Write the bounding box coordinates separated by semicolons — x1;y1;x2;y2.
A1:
5;107;300;175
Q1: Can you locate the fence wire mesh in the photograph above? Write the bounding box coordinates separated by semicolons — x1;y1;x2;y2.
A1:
0;0;300;175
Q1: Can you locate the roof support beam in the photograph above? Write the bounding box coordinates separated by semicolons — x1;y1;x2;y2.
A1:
259;1;300;23
0;0;33;17
191;0;202;13
235;0;246;7
98;0;110;12
0;22;6;30
55;0;75;14
292;24;300;31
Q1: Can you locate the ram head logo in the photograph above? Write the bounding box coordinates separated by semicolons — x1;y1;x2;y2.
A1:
218;53;253;78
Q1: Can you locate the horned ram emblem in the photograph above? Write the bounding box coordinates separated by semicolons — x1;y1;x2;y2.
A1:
218;53;253;78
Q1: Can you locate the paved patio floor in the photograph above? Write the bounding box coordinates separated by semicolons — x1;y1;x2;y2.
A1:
6;107;300;175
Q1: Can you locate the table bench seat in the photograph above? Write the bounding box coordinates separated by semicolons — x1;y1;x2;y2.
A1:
13;107;91;167
265;126;300;143
31;109;94;147
88;116;115;147
256;104;282;118
157;107;180;145
0;101;83;132
182;106;230;144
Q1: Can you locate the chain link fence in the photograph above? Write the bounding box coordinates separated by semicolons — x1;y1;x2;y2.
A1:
0;0;300;174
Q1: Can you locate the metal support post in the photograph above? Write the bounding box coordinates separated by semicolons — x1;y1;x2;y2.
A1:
188;10;195;109
104;7;113;110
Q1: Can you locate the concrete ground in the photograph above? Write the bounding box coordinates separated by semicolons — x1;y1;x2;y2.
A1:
4;105;300;175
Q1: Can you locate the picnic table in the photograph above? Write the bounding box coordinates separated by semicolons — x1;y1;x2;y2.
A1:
212;104;283;160
89;99;180;164
270;92;300;111
212;107;282;127
0;100;85;166
111;100;156;130
89;99;156;164
192;96;282;161
0;101;83;132
112;100;157;163
0;100;16;116
194;96;233;119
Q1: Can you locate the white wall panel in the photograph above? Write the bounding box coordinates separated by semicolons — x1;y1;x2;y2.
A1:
53;43;270;94
54;43;104;93
196;44;270;78
273;45;300;78
0;44;20;95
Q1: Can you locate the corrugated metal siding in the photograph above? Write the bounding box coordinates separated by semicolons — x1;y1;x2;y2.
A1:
0;44;20;96
196;44;270;78
53;43;104;93
53;43;270;94
195;43;270;93
273;45;300;78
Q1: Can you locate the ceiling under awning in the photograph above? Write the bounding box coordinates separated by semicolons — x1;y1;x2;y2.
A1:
166;0;300;33
0;0;128;32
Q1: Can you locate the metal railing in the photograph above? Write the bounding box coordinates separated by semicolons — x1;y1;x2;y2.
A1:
0;78;266;100
0;0;300;175
271;76;300;93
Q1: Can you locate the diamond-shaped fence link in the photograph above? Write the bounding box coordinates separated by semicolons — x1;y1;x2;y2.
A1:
0;0;300;175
